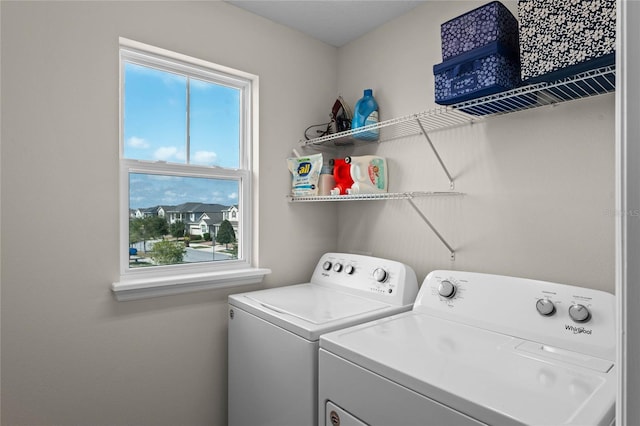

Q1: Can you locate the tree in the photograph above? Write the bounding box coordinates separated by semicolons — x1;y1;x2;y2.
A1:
129;217;146;246
129;216;170;251
170;220;186;240
150;241;186;265
145;215;169;239
216;219;236;249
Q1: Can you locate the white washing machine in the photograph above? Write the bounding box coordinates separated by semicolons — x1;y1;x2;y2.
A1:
228;252;419;426
319;270;616;426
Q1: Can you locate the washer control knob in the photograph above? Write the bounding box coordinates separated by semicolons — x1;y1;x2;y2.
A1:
438;280;457;299
569;304;591;323
373;268;388;283
536;299;556;316
345;265;355;275
333;263;343;273
322;261;332;271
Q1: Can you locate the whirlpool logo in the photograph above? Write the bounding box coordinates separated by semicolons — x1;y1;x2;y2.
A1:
565;324;593;335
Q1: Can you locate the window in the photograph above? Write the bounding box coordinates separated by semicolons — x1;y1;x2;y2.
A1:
113;38;269;301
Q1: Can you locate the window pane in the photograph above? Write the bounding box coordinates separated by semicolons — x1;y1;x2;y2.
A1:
123;63;187;162
190;78;240;168
129;173;240;266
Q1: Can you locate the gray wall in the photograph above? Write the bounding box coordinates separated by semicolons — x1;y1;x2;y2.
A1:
335;1;615;291
0;1;618;425
1;1;338;424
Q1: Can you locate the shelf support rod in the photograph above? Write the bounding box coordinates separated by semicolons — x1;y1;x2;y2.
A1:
416;119;455;190
407;198;455;261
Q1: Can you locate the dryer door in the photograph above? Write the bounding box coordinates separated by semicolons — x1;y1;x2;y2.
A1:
326;402;369;426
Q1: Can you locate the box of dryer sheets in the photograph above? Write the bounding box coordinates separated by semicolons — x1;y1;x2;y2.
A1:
433;41;521;107
518;0;616;84
440;1;519;61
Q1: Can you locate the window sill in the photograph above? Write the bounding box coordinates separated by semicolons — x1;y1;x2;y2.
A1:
112;267;271;301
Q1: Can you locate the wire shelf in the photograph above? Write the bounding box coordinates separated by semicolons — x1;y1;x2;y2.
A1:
453;65;615;116
287;191;464;203
300;65;616;147
291;66;615;259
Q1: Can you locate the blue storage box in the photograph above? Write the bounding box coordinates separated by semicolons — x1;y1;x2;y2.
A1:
441;1;519;61
519;0;616;83
434;42;521;106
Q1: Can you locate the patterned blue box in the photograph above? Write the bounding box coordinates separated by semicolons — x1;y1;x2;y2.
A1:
434;42;521;106
519;0;616;83
441;1;519;61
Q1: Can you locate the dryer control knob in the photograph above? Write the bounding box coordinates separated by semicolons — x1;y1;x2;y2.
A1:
373;268;388;283
437;280;456;299
333;263;343;273
536;299;556;316
569;304;591;323
345;265;355;275
322;261;332;271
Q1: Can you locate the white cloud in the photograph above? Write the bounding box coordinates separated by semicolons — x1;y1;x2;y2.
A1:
192;150;218;165
153;146;185;162
128;136;150;149
164;189;186;198
129;170;239;209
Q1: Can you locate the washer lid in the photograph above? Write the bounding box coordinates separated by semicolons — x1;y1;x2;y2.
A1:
320;312;616;426
229;284;402;341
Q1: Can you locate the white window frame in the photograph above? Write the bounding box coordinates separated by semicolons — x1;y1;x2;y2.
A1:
112;38;269;301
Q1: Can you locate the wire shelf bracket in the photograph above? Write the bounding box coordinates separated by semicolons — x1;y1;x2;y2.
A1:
287;191;462;260
415;118;455;190
292;65;615;262
407;198;456;261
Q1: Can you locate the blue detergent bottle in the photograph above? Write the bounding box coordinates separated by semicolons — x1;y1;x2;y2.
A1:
351;89;379;141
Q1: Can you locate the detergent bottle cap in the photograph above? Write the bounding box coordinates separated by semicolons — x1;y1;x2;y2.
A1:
364;89;373;96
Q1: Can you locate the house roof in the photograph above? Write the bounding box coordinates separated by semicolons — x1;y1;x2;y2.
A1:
166;202;229;214
197;212;224;225
137;206;161;214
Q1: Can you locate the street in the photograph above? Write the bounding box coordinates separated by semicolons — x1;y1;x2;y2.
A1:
130;240;234;264
184;246;233;262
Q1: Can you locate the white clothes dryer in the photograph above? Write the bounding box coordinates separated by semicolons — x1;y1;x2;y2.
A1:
319;270;616;426
228;253;418;426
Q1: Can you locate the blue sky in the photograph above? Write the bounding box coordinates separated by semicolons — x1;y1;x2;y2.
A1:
124;62;240;209
129;173;239;210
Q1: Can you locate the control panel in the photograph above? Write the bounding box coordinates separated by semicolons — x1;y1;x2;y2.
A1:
534;297;592;322
311;253;419;306
414;270;616;361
